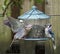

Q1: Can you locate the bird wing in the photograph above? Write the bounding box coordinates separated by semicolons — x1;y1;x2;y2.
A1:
7;16;24;33
14;28;27;39
14;24;32;39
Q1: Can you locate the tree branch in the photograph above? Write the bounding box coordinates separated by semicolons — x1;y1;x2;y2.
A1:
3;1;12;16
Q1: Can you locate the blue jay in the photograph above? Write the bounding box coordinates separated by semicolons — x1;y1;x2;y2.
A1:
45;25;52;38
45;24;56;50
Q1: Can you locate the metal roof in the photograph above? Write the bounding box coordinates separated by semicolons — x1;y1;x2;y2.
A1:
18;6;50;19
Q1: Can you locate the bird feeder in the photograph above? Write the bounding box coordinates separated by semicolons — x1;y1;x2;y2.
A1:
18;6;50;26
17;6;54;54
18;6;50;38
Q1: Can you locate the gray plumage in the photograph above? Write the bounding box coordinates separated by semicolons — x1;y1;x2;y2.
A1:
4;17;32;39
4;17;24;33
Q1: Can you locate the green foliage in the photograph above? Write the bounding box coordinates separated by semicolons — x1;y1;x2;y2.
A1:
11;0;23;8
2;0;23;16
4;0;9;5
35;0;43;4
4;0;23;7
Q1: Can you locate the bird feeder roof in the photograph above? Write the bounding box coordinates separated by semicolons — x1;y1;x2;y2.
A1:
18;6;50;19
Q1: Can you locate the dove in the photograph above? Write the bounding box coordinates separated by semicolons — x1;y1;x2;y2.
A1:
4;17;32;47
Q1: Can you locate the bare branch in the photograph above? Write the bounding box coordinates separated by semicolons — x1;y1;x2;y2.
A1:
3;1;12;16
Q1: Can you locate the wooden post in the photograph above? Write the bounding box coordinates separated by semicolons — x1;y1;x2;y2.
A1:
10;0;21;18
34;0;45;12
